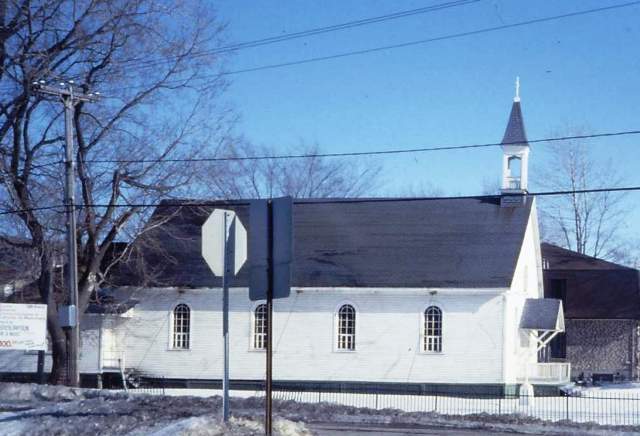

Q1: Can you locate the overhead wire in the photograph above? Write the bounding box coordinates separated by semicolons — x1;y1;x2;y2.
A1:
4;1;634;95
1;5;638;214
106;0;640;92
112;0;480;73
0;0;478;93
15;129;640;168
0;205;64;216
3;186;640;216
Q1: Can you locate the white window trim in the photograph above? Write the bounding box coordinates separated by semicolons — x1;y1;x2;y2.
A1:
249;301;268;352
333;301;358;352
420;304;444;355
168;302;192;351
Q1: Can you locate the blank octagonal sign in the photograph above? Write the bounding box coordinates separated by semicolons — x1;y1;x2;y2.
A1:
201;209;247;276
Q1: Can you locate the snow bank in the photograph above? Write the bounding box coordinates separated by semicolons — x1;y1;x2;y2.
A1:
0;381;125;403
0;383;309;436
1;382;639;435
0;381;85;402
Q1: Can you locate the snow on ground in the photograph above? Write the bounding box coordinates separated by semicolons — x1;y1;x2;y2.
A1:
123;385;640;426
0;383;309;436
271;388;640;427
578;382;640;396
1;383;640;435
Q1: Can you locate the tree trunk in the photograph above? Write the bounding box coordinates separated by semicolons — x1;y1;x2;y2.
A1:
38;251;68;385
48;321;68;385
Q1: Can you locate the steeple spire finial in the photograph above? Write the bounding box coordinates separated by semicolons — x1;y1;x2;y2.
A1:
500;78;530;198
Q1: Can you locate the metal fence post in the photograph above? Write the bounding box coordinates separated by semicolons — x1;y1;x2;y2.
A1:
434;393;438;413
565;394;569;421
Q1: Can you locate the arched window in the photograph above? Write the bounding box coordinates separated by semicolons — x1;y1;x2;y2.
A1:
172;304;191;349
253;304;268;350
507;156;522;189
508;156;522;177
423;306;442;353
337;304;356;350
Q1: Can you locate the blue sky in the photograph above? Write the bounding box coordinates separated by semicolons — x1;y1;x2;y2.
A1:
214;1;640;230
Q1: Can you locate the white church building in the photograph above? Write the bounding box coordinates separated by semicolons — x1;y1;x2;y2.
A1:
0;91;568;395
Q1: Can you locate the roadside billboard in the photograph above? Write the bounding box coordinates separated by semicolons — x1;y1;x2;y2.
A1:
0;303;47;351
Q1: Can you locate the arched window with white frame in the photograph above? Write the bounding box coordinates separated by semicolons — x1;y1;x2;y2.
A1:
253;304;268;350
423;306;442;353
337;304;356;350
172;303;191;349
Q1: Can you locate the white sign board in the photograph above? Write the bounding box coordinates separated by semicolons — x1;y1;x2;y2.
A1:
0;303;47;351
202;209;247;276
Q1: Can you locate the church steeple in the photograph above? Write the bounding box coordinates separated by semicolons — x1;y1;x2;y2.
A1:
501;77;530;196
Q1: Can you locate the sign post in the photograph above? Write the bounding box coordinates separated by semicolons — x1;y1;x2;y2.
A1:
249;197;293;436
202;209;247;422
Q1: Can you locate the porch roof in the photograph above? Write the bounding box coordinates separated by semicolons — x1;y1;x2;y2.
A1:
520;298;564;332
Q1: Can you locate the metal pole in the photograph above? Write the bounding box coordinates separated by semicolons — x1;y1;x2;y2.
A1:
266;200;274;436
63;93;80;387
222;212;230;421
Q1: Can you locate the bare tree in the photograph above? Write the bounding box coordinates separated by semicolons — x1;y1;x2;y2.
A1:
198;139;382;199
0;0;232;383
535;128;633;261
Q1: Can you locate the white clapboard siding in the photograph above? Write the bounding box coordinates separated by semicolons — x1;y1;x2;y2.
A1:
114;288;507;384
0;201;544;384
503;199;545;384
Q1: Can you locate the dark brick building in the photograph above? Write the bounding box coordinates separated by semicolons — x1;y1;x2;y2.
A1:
542;243;640;381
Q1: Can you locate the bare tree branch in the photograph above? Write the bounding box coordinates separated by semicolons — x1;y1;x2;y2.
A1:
535;126;635;263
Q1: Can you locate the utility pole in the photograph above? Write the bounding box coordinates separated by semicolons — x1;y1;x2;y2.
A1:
32;80;98;387
249;197;292;436
265;199;274;436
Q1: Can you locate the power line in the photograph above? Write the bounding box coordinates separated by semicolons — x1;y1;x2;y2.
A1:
0;0;477;93
220;1;640;76
5;129;639;170
102;0;640;92
65;129;640;166
3;186;638;216
113;0;479;74
0;205;63;216
2;2;637;95
298;186;640;205
3;129;639;174
58;186;640;209
64;186;640;208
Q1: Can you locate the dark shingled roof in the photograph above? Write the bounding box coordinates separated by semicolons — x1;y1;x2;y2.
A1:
502;100;529;146
520;298;564;331
541;243;635;271
542;243;640;319
112;196;534;289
